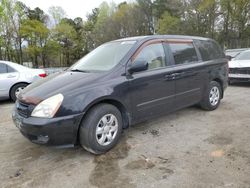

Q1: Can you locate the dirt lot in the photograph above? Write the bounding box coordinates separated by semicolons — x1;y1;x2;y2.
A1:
0;84;250;188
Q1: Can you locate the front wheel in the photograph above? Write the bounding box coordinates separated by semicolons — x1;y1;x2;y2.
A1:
10;83;28;102
200;81;222;111
79;104;123;154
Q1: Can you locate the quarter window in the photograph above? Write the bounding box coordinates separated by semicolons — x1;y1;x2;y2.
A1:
0;63;7;74
169;43;198;65
194;40;224;61
134;43;166;70
7;65;16;73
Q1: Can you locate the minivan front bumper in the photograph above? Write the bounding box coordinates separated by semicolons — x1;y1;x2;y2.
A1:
12;109;84;146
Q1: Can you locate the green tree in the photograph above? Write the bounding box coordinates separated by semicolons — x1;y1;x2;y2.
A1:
157;12;181;34
220;0;250;47
137;0;154;34
28;7;48;23
0;0;26;63
53;21;77;66
48;6;66;26
20;19;49;67
0;4;4;59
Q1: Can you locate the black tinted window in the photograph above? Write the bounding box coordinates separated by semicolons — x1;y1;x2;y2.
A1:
0;63;7;73
194;40;224;61
169;43;198;65
134;43;166;70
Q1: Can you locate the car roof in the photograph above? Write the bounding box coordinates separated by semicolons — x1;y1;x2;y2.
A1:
115;35;210;42
0;60;29;71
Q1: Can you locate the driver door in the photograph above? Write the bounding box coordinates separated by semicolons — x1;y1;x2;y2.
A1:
127;41;175;123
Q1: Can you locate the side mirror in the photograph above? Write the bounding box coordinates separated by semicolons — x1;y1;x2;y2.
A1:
225;55;232;61
128;59;148;74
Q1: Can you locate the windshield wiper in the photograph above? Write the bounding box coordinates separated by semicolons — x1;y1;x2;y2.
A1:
70;69;90;73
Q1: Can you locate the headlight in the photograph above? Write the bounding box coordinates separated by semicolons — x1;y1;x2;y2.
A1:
31;94;64;118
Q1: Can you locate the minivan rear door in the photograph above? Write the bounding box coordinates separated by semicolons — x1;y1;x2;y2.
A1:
127;41;175;123
164;40;205;110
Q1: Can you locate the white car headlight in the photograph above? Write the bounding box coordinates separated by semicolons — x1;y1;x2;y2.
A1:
31;94;64;118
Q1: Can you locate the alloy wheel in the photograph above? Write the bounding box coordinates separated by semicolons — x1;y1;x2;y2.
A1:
209;86;220;106
95;114;119;146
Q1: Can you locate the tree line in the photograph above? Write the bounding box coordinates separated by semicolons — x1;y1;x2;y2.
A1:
1;0;250;68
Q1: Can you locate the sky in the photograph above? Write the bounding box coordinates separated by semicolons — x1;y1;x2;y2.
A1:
19;0;129;20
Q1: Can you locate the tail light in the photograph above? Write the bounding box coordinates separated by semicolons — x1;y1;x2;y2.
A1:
39;73;47;78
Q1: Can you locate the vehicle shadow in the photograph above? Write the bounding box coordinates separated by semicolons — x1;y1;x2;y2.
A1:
230;82;250;88
0;99;13;105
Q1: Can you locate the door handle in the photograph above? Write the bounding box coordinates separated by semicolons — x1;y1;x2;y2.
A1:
7;74;16;78
172;72;187;79
164;74;175;80
164;73;183;81
172;73;182;77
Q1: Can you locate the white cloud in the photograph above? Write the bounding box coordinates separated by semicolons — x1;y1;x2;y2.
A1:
19;0;130;20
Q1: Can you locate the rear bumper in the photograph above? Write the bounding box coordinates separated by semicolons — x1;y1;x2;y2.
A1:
12;109;84;146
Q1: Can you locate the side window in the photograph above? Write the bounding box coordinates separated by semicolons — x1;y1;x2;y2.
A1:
169;43;198;65
7;65;16;73
0;63;7;74
134;43;166;70
194;40;224;61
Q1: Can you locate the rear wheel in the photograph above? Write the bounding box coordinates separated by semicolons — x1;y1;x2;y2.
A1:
79;104;123;154
200;81;222;111
10;83;28;102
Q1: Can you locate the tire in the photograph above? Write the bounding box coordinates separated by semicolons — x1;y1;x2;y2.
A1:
200;81;222;111
10;83;28;102
79;103;123;154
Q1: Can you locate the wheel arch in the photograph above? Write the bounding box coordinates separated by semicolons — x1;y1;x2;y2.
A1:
84;98;131;129
75;98;131;145
9;82;29;98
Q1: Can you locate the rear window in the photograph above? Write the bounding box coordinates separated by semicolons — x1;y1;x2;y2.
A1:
0;63;7;73
7;65;16;72
169;43;198;65
194;40;224;61
234;51;250;60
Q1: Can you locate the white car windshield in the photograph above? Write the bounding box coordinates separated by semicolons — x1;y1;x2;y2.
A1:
234;51;250;60
70;41;136;72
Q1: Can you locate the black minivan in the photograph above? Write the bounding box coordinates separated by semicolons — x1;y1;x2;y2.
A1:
12;35;228;154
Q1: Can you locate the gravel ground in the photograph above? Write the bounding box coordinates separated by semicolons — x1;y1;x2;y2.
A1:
0;84;250;188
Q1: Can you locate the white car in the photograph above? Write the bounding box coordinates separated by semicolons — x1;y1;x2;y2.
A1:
225;48;249;59
229;50;250;83
0;61;46;101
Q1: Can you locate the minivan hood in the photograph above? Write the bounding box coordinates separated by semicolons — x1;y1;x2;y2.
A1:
229;60;250;68
19;71;103;104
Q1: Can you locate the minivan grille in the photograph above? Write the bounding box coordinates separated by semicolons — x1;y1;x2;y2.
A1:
16;101;32;118
229;68;250;75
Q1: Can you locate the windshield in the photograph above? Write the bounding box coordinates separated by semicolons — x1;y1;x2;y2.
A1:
226;51;241;58
70;41;136;72
234;51;250;60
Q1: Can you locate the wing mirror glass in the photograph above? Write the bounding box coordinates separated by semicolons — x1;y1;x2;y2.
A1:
128;59;148;74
